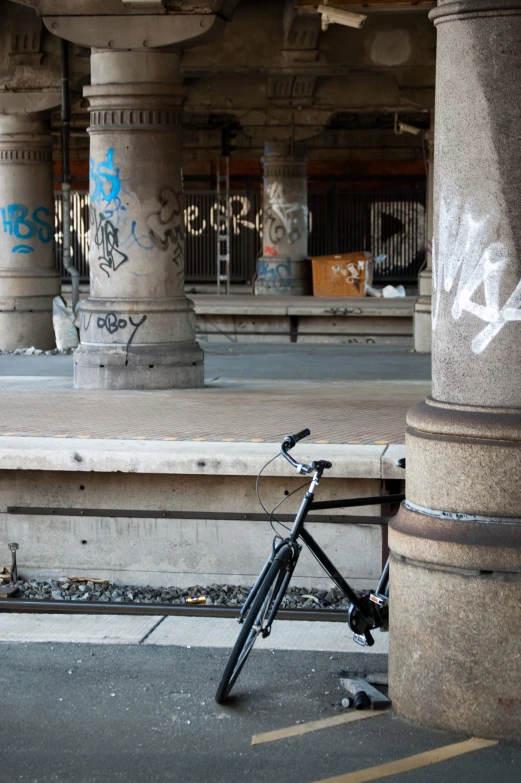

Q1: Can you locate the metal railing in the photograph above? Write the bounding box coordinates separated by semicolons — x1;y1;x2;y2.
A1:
54;187;425;285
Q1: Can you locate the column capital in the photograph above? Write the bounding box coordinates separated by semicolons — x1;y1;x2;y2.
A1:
43;13;225;51
262;142;307;179
430;0;521;24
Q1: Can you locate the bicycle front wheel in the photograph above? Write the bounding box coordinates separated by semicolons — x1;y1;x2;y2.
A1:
215;550;293;704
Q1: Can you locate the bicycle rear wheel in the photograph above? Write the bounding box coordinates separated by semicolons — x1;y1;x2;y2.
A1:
215;548;293;704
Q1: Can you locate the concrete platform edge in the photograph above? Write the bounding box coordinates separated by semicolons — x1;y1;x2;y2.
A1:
0;437;405;479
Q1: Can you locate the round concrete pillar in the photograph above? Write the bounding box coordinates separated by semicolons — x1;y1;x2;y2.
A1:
390;0;521;740
413;128;434;353
75;50;203;389
0;114;60;351
255;143;311;296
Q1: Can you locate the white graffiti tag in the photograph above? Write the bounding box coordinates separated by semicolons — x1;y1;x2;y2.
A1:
433;198;521;354
265;182;307;245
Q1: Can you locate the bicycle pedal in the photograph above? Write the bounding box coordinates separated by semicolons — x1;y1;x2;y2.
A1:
369;593;388;608
261;627;271;639
353;631;374;647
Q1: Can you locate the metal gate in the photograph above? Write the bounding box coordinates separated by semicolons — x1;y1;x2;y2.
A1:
55;187;424;284
54;191;90;279
308;189;426;283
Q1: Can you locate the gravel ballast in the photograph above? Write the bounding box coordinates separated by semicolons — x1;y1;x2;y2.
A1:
8;578;352;610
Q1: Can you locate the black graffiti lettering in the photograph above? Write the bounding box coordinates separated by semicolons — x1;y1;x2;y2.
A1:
325;307;363;317
97;313;127;334
96;312;147;348
127;315;147;348
90;206;128;278
147;187;185;258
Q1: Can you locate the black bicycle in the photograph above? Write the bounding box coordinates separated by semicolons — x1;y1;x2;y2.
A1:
215;428;405;704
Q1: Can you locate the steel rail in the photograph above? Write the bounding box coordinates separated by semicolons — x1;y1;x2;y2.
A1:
0;599;349;622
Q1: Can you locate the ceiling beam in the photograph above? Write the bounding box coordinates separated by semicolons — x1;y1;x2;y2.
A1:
294;0;435;11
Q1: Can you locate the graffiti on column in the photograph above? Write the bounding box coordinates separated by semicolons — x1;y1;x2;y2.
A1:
1;203;53;254
94;312;147;348
90;206;128;277
264;182;306;246
146;186;184;277
257;259;291;291
89;148;154;256
433;197;521;354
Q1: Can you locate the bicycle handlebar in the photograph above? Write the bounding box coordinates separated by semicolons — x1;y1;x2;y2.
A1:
283;428;310;449
281;429;332;475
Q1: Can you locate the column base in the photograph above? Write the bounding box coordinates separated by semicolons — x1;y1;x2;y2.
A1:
254;257;312;296
413;296;432;353
74;297;204;390
0;269;60;351
74;343;204;390
390;504;521;741
389;397;521;740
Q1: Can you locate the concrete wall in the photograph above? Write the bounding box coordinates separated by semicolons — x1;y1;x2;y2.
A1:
0;439;404;589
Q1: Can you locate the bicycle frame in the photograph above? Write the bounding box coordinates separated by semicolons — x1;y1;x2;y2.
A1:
239;462;404;626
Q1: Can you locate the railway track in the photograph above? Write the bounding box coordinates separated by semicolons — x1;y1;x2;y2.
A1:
0;598;349;622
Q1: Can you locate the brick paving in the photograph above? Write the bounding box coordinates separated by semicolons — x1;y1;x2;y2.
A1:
0;377;429;445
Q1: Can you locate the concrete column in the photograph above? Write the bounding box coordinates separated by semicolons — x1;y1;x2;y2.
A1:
75;50;203;389
0;113;60;350
390;0;521;740
255;142;311;296
413;127;434;353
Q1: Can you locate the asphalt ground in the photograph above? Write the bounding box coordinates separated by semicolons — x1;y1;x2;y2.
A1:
2;643;518;783
0;344;431;383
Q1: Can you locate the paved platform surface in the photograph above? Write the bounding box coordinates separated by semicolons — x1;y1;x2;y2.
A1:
0;612;388;653
0;640;518;783
0;345;430;445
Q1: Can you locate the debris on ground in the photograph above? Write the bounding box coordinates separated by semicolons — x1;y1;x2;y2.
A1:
52;296;79;351
0;347;75;356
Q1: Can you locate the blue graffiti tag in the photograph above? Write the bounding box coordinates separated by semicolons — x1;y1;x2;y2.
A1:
1;204;53;251
90;148;122;207
89;148;154;252
257;260;291;291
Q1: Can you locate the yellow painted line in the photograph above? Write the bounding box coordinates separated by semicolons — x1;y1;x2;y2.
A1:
307;737;498;783
163;437;178;441
1;433;17;436
54;434;69;438
192;437;208;442
133;436;147;440
251;438;264;442
221;438;236;442
77;435;92;439
251;710;382;746
375;441;389;445
315;439;330;444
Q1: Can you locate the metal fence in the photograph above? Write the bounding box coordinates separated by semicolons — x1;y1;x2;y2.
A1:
55;187;425;285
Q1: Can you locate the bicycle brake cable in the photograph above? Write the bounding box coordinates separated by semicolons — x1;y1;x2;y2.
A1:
255;452;309;538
